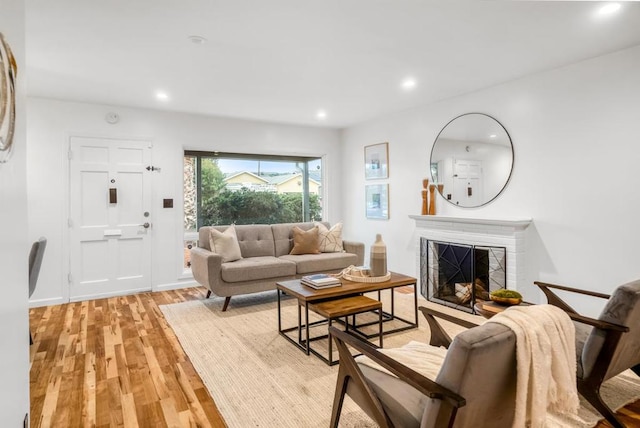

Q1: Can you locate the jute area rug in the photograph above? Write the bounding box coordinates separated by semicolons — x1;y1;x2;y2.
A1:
160;291;640;428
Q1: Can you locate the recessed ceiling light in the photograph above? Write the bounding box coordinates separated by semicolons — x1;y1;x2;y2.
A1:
489;134;497;139
596;3;621;17
188;35;207;45
316;110;327;120
156;91;169;101
401;78;417;91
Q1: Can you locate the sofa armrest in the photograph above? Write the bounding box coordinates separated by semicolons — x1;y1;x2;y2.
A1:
343;240;365;266
190;247;223;292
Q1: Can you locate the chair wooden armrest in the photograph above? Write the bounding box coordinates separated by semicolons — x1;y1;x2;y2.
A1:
567;312;629;332
534;281;611;314
418;306;480;348
534;281;628;332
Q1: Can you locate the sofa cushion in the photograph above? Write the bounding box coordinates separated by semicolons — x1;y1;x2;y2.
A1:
315;222;344;252
209;225;242;262
272;222;330;256
280;252;359;274
234;224;276;257
290;226;321;255
221;256;296;283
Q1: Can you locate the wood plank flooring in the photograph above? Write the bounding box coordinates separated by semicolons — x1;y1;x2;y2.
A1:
29;287;226;427
29;286;640;427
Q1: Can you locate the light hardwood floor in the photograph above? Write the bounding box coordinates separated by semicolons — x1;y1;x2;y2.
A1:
29;286;640;427
29;287;225;427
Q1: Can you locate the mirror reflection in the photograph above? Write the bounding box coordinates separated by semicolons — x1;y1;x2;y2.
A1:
430;113;513;208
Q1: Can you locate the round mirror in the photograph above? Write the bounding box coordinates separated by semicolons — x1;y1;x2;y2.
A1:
430;113;513;208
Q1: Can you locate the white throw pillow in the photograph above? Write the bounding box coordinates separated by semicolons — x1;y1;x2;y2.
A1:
315;222;344;253
209;225;243;262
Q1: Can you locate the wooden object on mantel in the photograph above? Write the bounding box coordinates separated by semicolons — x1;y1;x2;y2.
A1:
421;179;429;215
428;184;436;215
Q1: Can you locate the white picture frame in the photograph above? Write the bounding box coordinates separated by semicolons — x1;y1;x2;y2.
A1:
366;184;389;220
364;142;389;180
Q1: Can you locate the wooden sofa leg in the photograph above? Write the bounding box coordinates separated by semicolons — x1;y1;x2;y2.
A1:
222;296;231;311
206;290;212;298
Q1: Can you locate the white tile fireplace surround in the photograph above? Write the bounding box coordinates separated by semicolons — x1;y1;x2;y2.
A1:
409;215;532;294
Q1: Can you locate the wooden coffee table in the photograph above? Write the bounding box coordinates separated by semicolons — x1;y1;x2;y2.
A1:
277;272;418;363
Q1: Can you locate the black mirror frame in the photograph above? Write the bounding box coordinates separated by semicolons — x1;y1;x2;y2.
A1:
430;112;514;208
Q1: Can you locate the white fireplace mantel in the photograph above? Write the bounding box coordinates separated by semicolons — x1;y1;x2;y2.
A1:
410;215;532;291
409;215;532;230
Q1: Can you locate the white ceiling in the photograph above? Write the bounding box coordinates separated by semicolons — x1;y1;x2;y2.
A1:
25;1;640;128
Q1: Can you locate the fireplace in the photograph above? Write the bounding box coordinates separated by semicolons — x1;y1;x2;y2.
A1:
421;239;506;313
410;215;532;315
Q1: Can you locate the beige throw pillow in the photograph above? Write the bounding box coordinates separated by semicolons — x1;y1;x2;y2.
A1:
315;222;344;253
209;225;243;262
289;226;321;255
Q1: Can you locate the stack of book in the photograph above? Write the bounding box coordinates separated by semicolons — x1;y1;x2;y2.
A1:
301;274;341;289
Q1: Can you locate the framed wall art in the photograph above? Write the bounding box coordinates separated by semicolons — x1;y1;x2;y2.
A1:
364;142;388;180
365;184;389;220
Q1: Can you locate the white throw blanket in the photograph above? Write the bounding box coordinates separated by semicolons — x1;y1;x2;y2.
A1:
488;304;580;428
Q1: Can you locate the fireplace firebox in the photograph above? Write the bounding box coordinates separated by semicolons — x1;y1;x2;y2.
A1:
420;238;506;313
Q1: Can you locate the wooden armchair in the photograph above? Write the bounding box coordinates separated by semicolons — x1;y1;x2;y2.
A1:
535;280;640;428
329;306;516;428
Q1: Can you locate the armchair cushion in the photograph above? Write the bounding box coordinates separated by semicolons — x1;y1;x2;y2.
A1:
574;321;593;378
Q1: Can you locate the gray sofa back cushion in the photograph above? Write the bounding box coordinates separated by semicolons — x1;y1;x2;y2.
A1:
199;225;275;257
272;222;330;257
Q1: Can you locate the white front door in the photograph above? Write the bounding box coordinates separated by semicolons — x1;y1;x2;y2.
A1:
69;136;152;301
453;159;482;206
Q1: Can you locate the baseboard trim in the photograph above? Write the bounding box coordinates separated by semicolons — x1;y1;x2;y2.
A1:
153;280;198;292
69;287;152;303
29;297;66;308
29;281;200;307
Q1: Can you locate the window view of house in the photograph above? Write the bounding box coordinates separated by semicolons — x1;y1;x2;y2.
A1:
183;152;322;268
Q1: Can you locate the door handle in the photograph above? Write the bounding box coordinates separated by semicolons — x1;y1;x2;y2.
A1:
141;222;150;229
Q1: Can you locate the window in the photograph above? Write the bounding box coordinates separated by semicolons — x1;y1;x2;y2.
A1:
182;151;323;269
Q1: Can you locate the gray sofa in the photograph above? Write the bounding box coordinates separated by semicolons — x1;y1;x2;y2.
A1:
191;222;364;310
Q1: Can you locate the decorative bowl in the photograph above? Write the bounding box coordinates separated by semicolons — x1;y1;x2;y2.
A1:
489;295;522;306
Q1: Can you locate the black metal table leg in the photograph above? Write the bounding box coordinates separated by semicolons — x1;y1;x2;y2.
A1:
277;289;282;333
305;303;310;355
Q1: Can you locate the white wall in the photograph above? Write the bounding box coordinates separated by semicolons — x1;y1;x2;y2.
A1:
27;99;341;306
0;0;30;422
341;45;640;309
